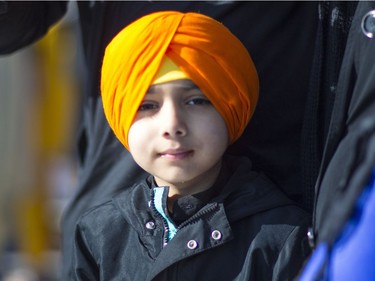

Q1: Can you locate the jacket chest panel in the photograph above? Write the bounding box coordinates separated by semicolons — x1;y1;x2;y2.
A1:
142;204;234;280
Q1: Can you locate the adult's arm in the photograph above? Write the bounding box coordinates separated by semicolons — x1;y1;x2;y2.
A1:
0;1;67;54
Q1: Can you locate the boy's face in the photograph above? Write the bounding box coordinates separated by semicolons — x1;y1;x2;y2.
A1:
128;79;228;196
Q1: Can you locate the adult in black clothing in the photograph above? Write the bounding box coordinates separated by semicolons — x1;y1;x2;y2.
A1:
298;2;375;280
0;1;319;279
314;0;375;246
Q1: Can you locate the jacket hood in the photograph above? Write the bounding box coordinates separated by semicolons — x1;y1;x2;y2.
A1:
216;155;295;222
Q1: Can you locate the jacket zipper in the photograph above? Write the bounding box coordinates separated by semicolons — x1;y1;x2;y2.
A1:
150;189;220;246
150;195;170;247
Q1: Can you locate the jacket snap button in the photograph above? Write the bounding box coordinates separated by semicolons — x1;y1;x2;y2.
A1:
307;227;315;249
361;10;375;39
187;240;198;249
145;221;155;230
211;230;222;241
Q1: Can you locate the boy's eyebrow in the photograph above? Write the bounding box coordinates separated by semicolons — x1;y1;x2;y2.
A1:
146;86;156;94
146;80;200;94
183;81;200;90
175;81;200;91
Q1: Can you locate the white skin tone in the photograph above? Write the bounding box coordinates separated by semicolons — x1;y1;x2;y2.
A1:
128;79;229;206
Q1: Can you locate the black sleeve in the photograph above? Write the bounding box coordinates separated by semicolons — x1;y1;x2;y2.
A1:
73;223;100;281
273;222;311;281
0;1;68;54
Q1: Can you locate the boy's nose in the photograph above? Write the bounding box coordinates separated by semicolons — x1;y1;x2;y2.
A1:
160;102;187;138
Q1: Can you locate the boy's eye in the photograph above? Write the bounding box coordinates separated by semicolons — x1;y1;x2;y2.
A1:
186;97;211;106
138;102;158;111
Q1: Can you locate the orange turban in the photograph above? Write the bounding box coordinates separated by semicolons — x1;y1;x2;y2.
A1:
101;11;259;150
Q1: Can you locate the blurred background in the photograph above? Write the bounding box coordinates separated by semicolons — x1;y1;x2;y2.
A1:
0;3;79;280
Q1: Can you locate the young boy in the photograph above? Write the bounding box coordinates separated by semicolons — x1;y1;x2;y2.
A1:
73;11;310;280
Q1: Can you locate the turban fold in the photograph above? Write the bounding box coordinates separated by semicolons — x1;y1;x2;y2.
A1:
101;11;259;150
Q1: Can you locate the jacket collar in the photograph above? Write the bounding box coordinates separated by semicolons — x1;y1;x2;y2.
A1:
113;155;294;227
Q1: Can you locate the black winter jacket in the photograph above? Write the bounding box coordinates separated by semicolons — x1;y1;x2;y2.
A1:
73;157;310;281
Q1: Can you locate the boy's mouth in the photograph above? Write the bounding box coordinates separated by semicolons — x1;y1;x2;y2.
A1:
158;149;194;160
